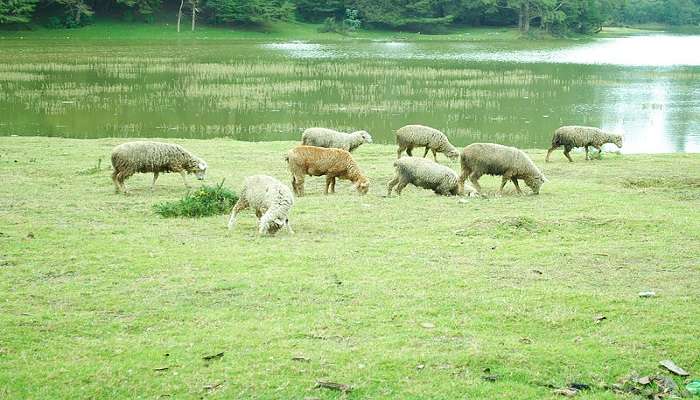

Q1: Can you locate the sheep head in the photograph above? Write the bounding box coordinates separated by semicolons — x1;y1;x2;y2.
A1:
525;175;547;195
357;131;373;144
613;135;624;148
355;178;370;195
446;147;460;160
189;159;208;180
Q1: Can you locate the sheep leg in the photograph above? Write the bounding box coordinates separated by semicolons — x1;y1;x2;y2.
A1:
595;145;602;155
431;149;438;162
285;220;294;235
545;146;558;162
112;171;121;193
180;171;190;188
330;177;336;193
397;145;405;158
406;146;414;156
511;178;523;194
422;147;430;158
227;198;249;230
497;176;510;196
468;172;482;194
387;175;399;196
585;146;590;160
117;172;130;194
151;172;159;190
293;175;305;197
324;176;333;195
395;178;409;195
563;146;574;163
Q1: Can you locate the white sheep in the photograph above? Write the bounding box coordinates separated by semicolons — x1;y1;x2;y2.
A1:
546;126;623;162
301;127;373;152
396;124;460;161
111;141;207;194
460;143;546;195
227;175;294;235
387;156;477;197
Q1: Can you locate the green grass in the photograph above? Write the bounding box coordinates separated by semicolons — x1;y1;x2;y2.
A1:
153;181;238;218
0;20;541;42
0;137;699;399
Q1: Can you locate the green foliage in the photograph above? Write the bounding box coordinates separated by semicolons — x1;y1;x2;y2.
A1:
2;0;699;34
115;0;161;20
205;0;295;24
0;0;37;24
153;181;238;218
318;8;360;33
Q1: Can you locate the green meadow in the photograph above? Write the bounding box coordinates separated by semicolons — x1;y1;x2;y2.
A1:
1;137;698;399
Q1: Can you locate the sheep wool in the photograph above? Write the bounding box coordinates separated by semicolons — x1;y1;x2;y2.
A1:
388;156;475;196
227;175;294;235
396;124;460;161
286;145;369;196
301;127;373;152
111;141;207;193
460;143;546;195
546;125;623;162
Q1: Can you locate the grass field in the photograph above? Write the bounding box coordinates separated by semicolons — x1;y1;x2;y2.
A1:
1;137;699;399
0;20;563;42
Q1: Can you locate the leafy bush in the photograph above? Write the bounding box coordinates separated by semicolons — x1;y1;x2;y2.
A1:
318;9;361;34
153;181;238;218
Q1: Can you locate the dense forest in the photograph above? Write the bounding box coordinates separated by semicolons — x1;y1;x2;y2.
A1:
1;0;699;35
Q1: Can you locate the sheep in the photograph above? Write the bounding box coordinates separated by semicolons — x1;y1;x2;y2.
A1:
459;143;546;196
387;156;478;197
227;175;294;235
286;145;370;196
546;126;624;162
396;124;460;161
111;141;207;194
301;127;373;152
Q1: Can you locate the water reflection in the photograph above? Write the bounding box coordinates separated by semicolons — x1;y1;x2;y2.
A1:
0;35;698;153
265;35;700;66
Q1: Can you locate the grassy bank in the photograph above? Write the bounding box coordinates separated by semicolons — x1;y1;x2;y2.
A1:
1;137;699;399
0;20;537;42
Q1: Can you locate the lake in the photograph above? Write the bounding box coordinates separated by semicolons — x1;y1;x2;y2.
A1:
1;34;699;152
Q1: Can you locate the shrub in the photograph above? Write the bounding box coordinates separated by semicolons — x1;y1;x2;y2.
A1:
153;180;238;218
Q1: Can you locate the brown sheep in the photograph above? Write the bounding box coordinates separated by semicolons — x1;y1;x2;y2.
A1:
286;145;369;196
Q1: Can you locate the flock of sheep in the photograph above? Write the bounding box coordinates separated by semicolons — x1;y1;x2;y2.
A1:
110;124;624;235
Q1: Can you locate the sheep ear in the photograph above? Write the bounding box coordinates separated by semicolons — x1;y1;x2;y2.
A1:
274;217;285;225
198;161;207;170
542;175;549;183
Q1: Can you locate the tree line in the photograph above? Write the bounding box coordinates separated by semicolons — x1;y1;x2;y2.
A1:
1;0;699;34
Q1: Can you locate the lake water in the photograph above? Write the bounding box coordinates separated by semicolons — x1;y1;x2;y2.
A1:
1;34;699;152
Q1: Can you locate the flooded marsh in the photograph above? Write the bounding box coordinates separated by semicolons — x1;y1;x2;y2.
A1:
0;36;699;152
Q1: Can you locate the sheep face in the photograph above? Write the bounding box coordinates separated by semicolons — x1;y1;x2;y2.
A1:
525;175;546;195
355;179;369;195
191;161;208;180
446;148;460;160
613;136;623;148
359;131;373;144
263;217;288;235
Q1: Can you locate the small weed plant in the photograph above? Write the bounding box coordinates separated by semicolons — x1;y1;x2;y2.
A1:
153;180;238;218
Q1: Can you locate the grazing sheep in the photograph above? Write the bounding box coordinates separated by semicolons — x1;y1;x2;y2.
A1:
387;156;477;197
546;126;624;162
396;124;460;161
227;175;294;235
111;141;207;194
301;127;373;152
459;143;546;195
286;145;369;196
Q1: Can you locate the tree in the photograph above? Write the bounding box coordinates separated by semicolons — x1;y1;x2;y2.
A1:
116;0;161;21
205;0;295;25
0;0;37;24
53;0;93;26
